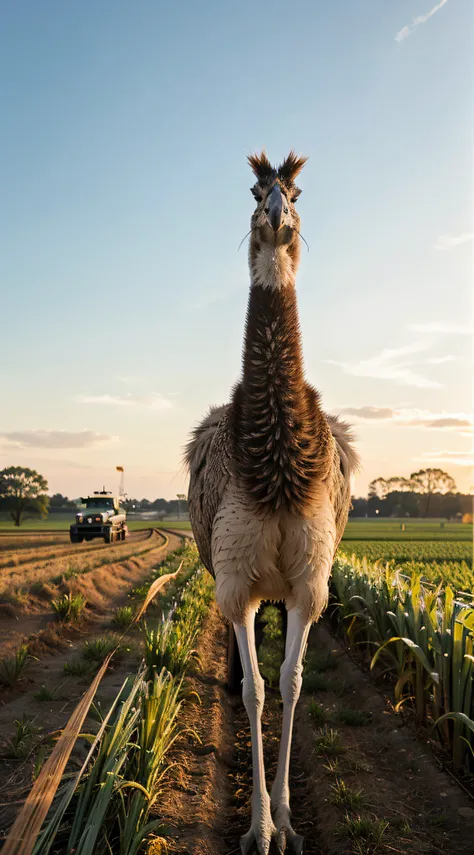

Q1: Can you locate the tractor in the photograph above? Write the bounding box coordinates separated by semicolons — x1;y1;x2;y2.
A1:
70;489;129;544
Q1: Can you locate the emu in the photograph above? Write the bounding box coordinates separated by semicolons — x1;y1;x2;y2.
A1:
186;151;359;854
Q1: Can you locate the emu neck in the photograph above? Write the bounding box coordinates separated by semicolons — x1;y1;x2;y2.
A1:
241;283;304;410
232;277;329;514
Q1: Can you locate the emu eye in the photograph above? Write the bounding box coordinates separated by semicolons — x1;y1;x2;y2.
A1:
264;206;269;214
284;207;288;214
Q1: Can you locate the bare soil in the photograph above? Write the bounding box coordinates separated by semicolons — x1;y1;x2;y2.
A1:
0;530;168;657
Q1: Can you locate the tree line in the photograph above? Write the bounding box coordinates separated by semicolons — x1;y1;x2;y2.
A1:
352;468;472;519
0;465;471;525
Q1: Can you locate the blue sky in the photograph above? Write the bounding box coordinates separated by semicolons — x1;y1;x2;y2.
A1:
1;0;472;499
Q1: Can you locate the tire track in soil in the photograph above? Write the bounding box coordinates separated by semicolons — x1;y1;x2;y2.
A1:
0;527;152;573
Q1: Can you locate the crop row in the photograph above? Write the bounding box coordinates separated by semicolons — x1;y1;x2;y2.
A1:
340;539;472;564
330;556;474;774
339;541;474;595
3;541;213;855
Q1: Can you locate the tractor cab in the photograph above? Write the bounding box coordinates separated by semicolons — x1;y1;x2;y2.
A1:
70;488;128;544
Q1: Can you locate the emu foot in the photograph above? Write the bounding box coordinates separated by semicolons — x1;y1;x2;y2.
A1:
272;806;304;854
240;823;278;855
240;799;277;855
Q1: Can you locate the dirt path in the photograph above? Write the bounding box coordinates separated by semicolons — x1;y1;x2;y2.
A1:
151;610;474;855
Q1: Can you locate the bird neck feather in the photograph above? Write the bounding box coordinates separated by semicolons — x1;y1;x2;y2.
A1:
231;284;331;514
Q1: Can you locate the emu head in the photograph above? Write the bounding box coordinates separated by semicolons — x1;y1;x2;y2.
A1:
248;150;307;251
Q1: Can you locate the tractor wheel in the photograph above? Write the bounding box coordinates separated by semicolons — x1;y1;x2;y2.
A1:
227;623;243;694
104;528;112;544
70;534;83;544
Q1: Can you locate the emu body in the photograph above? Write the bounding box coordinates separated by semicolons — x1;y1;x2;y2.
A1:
186;151;359;854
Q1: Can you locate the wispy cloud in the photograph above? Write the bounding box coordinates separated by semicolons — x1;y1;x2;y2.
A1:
416;449;474;467
0;429;114;449
407;321;473;335
338;406;394;420
338;407;473;432
423;355;456;364
326;342;443;388
434;232;474;250
395;0;449;42
74;393;173;411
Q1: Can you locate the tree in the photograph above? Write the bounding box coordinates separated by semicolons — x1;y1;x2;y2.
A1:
387;476;413;493
49;493;76;509
368;478;390;500
0;466;49;526
409;468;457;517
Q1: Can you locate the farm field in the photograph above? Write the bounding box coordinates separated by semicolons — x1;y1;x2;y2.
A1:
0;517;153;532
340;519;473;593
0;524;473;853
343;519;472;541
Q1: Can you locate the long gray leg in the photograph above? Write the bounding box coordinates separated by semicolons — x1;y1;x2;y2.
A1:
234;609;276;855
270;607;310;854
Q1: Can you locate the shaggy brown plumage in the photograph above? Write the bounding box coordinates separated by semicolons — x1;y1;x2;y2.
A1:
231;284;334;514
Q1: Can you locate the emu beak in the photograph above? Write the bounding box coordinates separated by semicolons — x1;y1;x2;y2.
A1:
266;185;283;232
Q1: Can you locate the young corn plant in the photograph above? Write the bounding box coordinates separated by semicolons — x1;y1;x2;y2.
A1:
82;635;119;664
25;546;211;855
0;644;31;688
331;556;474;772
143;619;198;676
112;605;135;629
51;591;86;622
3;716;42;759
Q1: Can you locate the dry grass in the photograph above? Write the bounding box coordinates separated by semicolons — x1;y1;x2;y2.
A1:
0;535;68;554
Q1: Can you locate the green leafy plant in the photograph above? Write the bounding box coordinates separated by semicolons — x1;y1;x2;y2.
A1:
315;726;344;756
112;605;135;629
82;635;118;664
0;644;30;687
63;659;92;677
330;779;365;811
308;700;329;726
51;591;86;622
3;716;42;759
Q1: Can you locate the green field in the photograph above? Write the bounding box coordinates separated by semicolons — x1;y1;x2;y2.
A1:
342;519;472;541
341;539;472;564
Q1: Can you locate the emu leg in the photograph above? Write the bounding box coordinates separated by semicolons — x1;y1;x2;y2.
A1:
234;610;276;855
270;607;310;853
